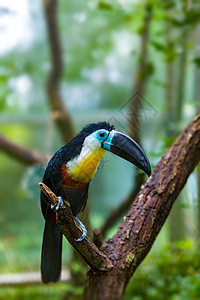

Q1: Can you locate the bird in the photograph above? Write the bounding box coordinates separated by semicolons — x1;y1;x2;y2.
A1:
40;121;151;283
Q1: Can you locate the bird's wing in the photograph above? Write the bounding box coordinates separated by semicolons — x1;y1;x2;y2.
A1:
64;183;89;216
41;162;90;217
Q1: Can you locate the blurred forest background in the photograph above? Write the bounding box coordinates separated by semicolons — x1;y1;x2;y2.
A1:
0;0;200;299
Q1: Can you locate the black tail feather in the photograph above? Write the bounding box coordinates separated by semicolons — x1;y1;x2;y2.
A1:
41;220;62;283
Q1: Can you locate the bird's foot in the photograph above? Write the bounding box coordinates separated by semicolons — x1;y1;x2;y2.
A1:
74;217;87;242
51;196;63;211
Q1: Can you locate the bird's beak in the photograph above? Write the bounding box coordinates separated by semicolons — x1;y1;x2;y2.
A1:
101;130;151;176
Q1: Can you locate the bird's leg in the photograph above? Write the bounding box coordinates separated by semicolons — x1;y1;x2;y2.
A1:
50;197;87;241
51;196;63;211
74;217;87;242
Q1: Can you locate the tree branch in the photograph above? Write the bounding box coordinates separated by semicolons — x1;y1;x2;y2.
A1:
83;112;200;299
107;112;200;267
0;135;48;165
39;183;113;271
43;0;74;143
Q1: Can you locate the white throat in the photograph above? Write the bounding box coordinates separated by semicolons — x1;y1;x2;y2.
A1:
66;134;106;182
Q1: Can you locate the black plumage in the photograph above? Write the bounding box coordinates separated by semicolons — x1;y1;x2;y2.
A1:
40;122;114;283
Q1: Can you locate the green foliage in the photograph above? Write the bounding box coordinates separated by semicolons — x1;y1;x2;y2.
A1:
0;283;82;300
154;79;167;88
126;240;200;300
195;164;200;173
151;40;166;52
161;136;176;150
193;58;200;68
187;101;200;107
98;1;113;10
151;40;178;63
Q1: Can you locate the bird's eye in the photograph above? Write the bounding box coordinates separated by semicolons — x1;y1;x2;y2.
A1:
99;132;105;138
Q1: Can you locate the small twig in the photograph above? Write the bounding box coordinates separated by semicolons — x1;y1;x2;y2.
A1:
39;183;113;271
0;135;48;165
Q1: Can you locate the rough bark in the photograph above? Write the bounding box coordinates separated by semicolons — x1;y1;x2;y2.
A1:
83;113;200;299
43;0;74;143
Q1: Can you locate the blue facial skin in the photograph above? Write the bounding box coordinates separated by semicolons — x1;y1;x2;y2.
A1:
94;129;113;152
101;130;116;152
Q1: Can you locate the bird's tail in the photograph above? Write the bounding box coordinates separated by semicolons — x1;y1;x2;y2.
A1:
41;219;62;283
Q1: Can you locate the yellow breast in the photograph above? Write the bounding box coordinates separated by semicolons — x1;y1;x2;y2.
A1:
68;148;106;183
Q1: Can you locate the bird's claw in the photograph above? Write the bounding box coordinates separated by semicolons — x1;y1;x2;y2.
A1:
51;196;63;211
74;217;87;242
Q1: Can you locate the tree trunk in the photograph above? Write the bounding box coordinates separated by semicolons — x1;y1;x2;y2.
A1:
84;271;126;300
83;113;200;299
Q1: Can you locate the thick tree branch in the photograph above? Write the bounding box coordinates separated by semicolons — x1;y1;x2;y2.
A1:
43;0;74;143
107;113;200;267
39;183;113;271
83;113;200;299
0;135;48;165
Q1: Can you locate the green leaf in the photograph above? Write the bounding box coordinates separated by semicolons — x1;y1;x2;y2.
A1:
151;41;166;52
138;61;155;79
164;49;178;63
98;1;112;10
195;164;200;172
154;80;168;89
193;57;200;68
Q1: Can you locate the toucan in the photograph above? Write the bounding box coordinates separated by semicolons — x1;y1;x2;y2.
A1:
40;121;151;283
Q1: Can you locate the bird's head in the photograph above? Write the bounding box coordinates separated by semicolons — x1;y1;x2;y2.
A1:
66;122;151;183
